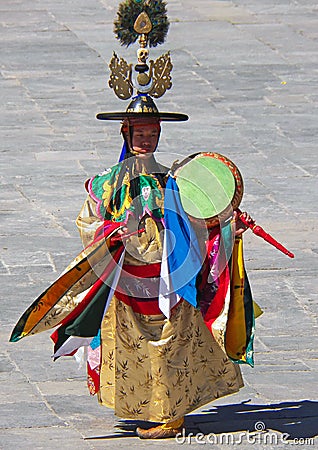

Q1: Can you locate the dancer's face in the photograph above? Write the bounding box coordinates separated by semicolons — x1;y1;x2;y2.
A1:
132;123;160;158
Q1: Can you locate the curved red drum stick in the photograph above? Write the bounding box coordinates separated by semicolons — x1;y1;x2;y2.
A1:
237;209;295;258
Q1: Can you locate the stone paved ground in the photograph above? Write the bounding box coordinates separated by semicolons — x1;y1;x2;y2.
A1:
0;0;317;448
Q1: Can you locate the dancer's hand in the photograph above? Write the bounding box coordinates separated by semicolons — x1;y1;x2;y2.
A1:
233;210;254;236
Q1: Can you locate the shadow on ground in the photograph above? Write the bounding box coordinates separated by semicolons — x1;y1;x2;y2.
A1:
103;400;317;440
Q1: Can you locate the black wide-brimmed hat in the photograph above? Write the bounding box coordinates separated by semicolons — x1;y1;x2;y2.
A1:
96;94;188;122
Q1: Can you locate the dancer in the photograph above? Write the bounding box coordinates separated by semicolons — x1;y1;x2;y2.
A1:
10;0;257;439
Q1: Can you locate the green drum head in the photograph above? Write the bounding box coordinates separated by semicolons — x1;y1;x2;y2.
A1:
176;156;235;219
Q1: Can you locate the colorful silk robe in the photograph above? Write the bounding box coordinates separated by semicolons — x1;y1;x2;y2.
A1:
10;157;257;422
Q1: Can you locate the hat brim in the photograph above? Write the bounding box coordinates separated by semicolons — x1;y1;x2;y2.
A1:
96;112;189;122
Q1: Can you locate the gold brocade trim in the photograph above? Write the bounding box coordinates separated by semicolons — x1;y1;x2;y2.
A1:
102;171;132;220
226;237;248;360
161;417;184;429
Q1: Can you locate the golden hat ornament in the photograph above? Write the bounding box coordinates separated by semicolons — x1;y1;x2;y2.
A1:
96;0;188;122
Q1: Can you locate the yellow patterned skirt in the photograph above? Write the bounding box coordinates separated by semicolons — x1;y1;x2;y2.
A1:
98;296;243;423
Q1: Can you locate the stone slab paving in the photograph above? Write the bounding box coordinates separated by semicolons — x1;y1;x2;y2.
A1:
0;0;317;448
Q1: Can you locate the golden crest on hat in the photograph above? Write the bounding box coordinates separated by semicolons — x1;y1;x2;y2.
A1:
108;0;173;101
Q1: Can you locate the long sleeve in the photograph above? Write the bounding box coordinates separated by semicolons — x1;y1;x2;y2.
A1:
76;195;103;248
